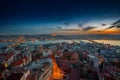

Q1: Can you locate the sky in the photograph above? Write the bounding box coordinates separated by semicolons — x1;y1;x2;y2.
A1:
0;0;120;35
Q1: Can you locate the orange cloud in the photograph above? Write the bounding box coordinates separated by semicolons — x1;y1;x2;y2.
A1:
54;28;120;35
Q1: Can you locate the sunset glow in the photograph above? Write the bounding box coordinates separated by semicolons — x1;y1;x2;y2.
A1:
54;28;120;35
0;0;120;35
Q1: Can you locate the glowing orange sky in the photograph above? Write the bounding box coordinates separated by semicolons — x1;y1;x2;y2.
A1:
54;28;120;35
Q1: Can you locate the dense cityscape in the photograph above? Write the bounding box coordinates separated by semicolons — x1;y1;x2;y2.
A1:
1;0;120;80
0;35;120;80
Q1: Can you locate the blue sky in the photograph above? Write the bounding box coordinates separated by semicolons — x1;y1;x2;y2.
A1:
0;0;120;35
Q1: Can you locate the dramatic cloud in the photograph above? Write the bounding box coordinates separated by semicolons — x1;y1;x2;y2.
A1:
106;26;115;29
112;19;120;28
106;19;120;29
64;22;70;26
56;26;62;30
112;19;120;25
46;27;55;29
78;23;84;28
102;24;106;26
83;26;97;31
60;29;81;31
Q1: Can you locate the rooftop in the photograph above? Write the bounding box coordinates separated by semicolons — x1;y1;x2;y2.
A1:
26;73;37;80
12;59;23;66
6;73;23;80
11;67;27;73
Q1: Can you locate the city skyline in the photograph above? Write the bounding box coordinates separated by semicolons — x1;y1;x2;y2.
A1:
0;0;120;35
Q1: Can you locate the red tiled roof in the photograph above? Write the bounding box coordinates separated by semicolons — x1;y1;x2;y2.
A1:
0;53;8;56
17;53;23;57
0;73;2;79
15;48;22;50
60;65;71;73
69;69;79;80
12;59;23;66
6;73;23;80
11;67;26;73
5;52;14;61
63;51;72;56
23;56;29;61
0;52;14;61
57;50;62;54
26;74;37;80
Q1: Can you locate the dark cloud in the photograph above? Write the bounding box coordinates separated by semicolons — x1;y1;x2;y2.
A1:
106;19;120;29
56;26;62;30
78;23;84;28
47;26;63;30
61;29;81;31
102;24;106;26
106;26;115;29
113;19;120;28
112;19;120;28
112;19;120;25
117;26;120;28
46;27;55;29
64;22;70;26
83;26;97;31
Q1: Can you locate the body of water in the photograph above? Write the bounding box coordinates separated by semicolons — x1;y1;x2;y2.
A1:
0;40;120;48
93;40;120;46
25;40;92;45
25;40;120;46
0;42;13;48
